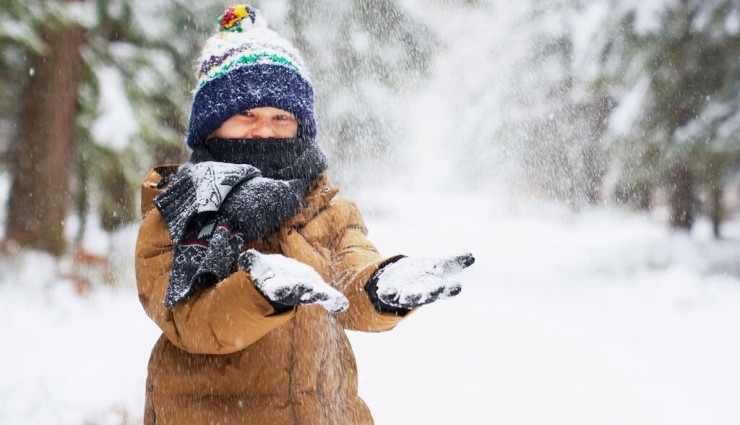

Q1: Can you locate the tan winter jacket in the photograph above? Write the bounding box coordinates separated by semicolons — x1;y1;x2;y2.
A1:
135;165;408;425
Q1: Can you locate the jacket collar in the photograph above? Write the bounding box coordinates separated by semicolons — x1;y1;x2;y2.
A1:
284;172;338;228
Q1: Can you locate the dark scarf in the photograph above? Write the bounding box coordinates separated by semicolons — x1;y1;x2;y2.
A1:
154;136;328;308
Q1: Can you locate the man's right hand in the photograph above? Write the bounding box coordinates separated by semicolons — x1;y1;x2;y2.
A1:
238;249;349;313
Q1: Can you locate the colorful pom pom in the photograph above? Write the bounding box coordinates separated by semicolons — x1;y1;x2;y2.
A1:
219;5;256;32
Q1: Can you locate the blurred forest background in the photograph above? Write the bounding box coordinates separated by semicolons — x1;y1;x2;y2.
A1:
0;0;737;262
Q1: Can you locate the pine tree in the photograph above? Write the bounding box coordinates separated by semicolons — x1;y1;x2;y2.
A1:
592;0;739;235
0;0;214;254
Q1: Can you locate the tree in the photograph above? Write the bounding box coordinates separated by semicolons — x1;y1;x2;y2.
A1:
0;0;224;256
443;0;611;207
5;0;85;255
590;0;739;235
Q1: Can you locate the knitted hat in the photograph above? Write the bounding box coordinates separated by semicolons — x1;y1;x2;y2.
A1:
185;4;315;149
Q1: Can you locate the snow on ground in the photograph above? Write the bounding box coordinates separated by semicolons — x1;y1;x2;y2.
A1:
353;192;740;425
1;190;739;425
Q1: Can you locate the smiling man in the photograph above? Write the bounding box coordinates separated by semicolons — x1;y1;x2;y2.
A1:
135;4;474;424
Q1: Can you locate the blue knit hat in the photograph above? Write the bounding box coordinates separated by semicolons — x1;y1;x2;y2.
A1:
185;5;315;149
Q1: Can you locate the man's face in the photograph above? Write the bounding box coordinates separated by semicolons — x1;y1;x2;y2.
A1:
209;107;299;139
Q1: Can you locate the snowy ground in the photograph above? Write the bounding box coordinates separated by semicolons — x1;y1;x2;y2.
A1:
2;1;736;423
1;190;739;425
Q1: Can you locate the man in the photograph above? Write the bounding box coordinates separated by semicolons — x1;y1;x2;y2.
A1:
135;5;474;424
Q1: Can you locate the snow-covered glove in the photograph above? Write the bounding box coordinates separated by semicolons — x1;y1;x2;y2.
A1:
367;253;475;311
238;249;349;313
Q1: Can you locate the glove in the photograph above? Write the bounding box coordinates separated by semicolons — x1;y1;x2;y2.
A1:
183;161;261;213
238;249;349;313
154;161;259;243
219;177;307;242
369;253;475;310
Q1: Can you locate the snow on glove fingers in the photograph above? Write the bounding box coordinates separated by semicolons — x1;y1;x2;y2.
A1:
374;253;474;309
238;249;349;313
377;275;462;308
436;252;475;274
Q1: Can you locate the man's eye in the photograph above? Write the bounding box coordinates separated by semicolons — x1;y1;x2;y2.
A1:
274;115;289;121
238;110;253;117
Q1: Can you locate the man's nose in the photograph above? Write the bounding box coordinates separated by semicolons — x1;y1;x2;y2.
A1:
250;119;275;138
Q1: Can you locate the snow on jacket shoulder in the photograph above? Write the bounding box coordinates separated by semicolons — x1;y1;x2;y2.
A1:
135;164;407;425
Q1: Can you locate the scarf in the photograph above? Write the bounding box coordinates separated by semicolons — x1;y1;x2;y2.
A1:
154;136;328;308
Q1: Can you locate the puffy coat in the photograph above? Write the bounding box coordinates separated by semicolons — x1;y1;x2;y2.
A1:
135;165;408;425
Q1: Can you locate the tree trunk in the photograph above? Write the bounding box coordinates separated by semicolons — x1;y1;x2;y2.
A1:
582;95;612;204
5;13;85;256
668;164;695;231
709;184;722;239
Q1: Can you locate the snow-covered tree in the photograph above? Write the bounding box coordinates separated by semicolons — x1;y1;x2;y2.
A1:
590;0;739;235
0;0;213;253
438;0;611;207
